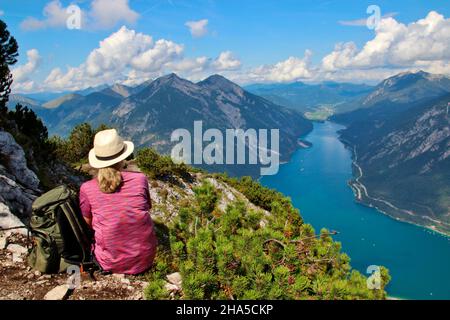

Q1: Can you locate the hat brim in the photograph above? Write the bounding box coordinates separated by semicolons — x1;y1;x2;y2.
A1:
88;141;134;169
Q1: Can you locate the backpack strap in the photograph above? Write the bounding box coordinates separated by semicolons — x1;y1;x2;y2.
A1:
60;202;92;265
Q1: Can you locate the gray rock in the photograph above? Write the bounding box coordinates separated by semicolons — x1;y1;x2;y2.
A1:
0;236;6;249
0;175;37;219
166;272;182;286
0;202;28;235
7;243;28;255
0;131;40;191
44;285;71;300
164;282;180;292
0;131;41;222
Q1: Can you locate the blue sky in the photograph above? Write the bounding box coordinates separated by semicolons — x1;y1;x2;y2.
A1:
1;0;449;92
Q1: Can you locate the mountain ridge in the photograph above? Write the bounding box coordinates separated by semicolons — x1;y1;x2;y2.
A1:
333;71;450;234
11;73;313;178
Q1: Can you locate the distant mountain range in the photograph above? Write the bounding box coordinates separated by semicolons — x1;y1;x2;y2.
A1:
9;74;312;177
333;71;450;234
10;70;449;216
244;81;374;115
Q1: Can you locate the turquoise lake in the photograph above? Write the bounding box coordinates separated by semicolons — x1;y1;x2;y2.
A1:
260;121;450;300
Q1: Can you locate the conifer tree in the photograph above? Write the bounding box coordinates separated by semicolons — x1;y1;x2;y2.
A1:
0;20;18;115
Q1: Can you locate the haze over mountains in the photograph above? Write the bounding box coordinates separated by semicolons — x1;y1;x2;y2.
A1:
333;71;450;233
245;81;374;115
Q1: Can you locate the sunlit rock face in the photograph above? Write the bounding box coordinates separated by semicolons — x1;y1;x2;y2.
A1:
0;131;40;221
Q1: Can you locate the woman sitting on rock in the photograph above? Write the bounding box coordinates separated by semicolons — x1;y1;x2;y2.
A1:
79;129;157;274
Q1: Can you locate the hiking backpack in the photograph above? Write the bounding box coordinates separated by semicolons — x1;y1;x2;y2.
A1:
27;185;94;274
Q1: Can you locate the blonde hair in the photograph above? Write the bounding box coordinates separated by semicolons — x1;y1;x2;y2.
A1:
97;161;124;193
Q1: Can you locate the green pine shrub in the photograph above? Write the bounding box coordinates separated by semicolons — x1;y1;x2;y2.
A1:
136;147;190;180
143;176;390;300
50;122;115;165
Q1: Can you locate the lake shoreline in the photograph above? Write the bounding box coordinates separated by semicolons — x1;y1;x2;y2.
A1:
262;121;450;299
337;130;450;238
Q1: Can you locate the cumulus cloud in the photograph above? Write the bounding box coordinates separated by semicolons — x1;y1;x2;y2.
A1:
231;50;314;84
166;51;241;81
324;11;450;71
16;10;450;91
12;49;41;91
20;0;139;31
211;51;241;71
21;0;71;30
233;11;450;84
185;19;209;38
89;0;139;30
43;26;174;90
39;26;240;92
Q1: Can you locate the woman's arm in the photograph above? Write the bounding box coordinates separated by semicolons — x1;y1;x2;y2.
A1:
84;216;92;227
79;187;93;228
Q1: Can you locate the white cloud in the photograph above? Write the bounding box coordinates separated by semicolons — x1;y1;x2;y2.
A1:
20;0;139;31
89;0;139;30
43;26;170;90
21;0;71;30
185;19;208;38
168;56;210;73
321;42;358;72
39;26;240;92
84;27;154;77
231;50;313;84
233;11;450;85
15;10;450;91
131;39;184;71
212;51;241;71
0;10;4;16
166;51;241;81
324;11;450;71
12;49;41;91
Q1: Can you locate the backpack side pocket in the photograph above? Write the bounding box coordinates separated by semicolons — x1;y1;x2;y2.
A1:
27;232;61;274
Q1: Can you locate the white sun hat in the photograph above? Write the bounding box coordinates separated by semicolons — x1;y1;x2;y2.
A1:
88;129;134;169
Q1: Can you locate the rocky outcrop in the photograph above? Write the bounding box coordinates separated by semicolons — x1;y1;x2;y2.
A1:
0;203;27;236
0;131;40;222
147;171;270;225
0;173;37;220
0;131;40;191
0;129;86;225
